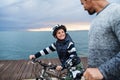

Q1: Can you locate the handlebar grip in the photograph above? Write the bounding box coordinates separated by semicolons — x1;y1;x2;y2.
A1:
32;58;35;61
49;65;57;69
31;58;41;63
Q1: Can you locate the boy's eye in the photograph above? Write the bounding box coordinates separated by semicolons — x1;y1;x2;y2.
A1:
58;32;61;34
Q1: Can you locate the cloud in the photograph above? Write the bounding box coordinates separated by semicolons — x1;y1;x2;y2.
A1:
0;0;120;31
109;0;120;3
27;22;90;31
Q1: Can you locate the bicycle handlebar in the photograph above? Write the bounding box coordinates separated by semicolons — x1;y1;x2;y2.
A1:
31;58;57;69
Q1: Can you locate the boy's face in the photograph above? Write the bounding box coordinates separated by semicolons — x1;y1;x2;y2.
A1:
56;29;66;40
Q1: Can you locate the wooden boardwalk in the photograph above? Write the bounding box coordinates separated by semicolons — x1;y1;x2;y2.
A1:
0;57;87;80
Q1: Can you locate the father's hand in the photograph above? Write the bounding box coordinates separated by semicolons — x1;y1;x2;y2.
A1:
83;68;103;80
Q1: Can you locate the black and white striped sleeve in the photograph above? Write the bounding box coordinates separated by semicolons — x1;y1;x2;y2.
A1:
67;42;77;54
35;43;56;58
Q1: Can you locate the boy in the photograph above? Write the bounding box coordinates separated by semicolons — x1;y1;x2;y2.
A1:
29;24;81;71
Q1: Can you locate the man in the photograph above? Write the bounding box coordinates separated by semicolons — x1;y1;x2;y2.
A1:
80;0;120;80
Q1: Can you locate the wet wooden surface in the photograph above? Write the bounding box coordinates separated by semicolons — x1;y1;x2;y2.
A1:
0;57;87;80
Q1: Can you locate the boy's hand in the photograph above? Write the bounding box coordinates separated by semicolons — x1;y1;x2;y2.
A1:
29;55;36;60
56;66;63;71
83;68;103;80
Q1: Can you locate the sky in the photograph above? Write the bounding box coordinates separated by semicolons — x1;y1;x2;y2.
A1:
0;0;120;31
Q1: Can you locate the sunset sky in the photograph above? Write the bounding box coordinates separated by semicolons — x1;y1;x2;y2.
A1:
0;0;120;31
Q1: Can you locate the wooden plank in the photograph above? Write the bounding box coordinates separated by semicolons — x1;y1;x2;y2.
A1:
0;63;4;68
24;61;34;79
21;60;32;79
8;61;19;79
0;60;10;74
0;60;14;80
3;61;17;80
13;60;27;80
9;60;23;80
16;60;28;80
0;60;6;72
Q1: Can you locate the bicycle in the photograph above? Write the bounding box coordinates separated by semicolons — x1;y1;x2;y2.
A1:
30;58;85;80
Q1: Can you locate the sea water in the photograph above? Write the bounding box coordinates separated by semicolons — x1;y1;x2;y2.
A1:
0;30;88;60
